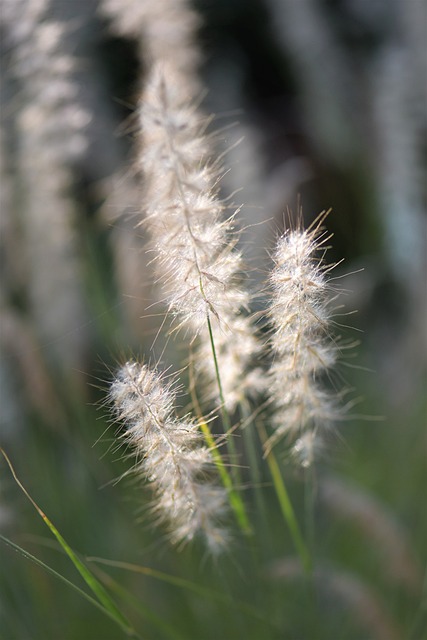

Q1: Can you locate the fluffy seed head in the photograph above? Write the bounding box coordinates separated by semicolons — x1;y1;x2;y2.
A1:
266;216;343;457
109;361;229;552
139;62;262;408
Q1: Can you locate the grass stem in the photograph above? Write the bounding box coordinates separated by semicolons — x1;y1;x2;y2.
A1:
256;426;312;573
188;357;252;535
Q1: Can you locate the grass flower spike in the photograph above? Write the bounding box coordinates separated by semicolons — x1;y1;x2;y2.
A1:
139;62;261;410
140;63;245;332
267;213;341;458
109;361;229;553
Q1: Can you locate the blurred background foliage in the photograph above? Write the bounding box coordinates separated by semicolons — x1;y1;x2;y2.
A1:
0;0;426;638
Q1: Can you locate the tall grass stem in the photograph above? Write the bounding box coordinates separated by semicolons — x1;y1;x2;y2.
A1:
189;358;252;535
256;428;311;573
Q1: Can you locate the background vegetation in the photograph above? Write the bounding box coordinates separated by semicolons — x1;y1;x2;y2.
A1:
1;0;426;638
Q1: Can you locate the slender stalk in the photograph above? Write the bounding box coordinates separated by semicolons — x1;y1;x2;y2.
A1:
87;563;186;640
189;358;252;535
199;420;252;535
304;463;316;562
1;448;135;635
205;312;243;479
87;557;276;627
205;314;231;431
0;535;140;638
257;426;312;573
239;400;270;541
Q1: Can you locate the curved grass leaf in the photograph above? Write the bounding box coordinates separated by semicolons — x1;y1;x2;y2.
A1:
0;534;139;638
0;448;137;637
87;556;278;628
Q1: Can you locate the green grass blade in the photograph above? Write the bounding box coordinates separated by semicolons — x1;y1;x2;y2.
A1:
87;557;277;628
256;427;312;574
1;448;136;636
199;418;252;534
189;351;252;536
266;449;311;573
0;534;139;638
89;563;187;640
